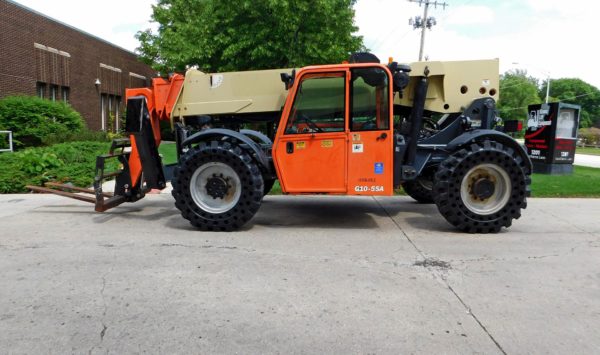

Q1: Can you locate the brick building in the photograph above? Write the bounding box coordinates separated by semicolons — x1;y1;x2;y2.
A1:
0;0;156;131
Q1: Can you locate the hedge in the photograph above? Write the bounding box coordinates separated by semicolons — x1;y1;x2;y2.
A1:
0;96;84;148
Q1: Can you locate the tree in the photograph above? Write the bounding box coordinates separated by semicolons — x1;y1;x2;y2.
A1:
497;70;542;124
540;78;600;128
136;0;364;74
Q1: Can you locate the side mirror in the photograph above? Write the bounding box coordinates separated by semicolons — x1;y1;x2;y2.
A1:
388;62;411;95
280;69;296;90
393;72;410;92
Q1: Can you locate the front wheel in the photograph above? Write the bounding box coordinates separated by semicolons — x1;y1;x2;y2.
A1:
433;140;529;233
263;178;276;196
172;141;264;231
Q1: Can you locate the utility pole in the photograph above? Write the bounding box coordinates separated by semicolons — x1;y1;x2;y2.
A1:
408;0;448;61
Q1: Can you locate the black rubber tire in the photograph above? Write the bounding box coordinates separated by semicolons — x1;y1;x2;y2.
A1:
402;166;436;203
433;140;529;233
171;140;264;231
263;179;276;196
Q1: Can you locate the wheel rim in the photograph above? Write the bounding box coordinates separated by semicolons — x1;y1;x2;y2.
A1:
417;178;433;190
460;163;511;215
190;162;242;214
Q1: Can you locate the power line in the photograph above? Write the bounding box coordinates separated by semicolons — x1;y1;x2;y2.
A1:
408;0;449;61
500;92;598;112
367;0;485;60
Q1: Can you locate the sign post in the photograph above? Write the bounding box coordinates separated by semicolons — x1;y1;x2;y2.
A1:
524;102;580;174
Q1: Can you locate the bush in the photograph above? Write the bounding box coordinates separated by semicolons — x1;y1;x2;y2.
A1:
0;96;84;148
42;128;110;146
579;127;600;146
0;141;114;193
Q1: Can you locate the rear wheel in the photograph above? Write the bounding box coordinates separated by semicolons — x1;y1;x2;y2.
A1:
402;166;436;203
172;141;264;231
433;140;529;233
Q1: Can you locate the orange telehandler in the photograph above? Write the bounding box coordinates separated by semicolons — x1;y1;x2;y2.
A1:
29;53;531;233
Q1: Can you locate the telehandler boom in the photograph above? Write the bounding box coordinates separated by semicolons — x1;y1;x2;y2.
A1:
29;54;531;233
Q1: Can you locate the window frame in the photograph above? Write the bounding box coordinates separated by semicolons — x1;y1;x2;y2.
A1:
284;71;347;135
50;85;58;102
349;67;391;132
36;82;46;99
61;86;70;103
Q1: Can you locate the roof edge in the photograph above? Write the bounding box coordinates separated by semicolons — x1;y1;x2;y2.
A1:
5;0;140;56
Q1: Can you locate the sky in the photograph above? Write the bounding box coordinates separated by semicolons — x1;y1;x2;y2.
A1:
10;0;600;88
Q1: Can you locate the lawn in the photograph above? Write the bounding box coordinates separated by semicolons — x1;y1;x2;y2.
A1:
576;146;600;156
158;141;177;164
531;166;600;197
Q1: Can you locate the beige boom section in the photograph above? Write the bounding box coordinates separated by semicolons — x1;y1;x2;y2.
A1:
171;68;291;123
170;58;499;122
396;59;500;113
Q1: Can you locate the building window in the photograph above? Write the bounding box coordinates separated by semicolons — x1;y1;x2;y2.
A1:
61;86;70;103
50;85;58;102
101;94;122;132
36;82;46;99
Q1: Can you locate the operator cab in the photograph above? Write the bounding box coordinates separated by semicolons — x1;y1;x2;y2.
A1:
273;63;395;195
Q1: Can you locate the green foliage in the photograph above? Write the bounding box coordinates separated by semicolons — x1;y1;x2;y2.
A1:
497;70;542;126
136;0;364;73
42;128;110;146
17;150;64;175
540;78;600;128
0;141;112;193
159;119;175;142
0;96;84;148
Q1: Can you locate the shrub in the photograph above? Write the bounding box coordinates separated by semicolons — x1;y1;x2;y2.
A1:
42;128;110;146
0;141;114;193
0;96;84;148
579;127;600;146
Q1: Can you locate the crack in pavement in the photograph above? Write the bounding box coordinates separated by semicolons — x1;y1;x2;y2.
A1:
373;197;507;355
543;209;600;238
100;270;109;341
155;243;255;252
89;266;113;354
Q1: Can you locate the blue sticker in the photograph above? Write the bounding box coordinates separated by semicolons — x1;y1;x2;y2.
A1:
374;162;384;174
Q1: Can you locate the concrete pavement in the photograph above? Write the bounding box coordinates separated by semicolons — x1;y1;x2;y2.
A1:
575;153;600;168
1;194;599;353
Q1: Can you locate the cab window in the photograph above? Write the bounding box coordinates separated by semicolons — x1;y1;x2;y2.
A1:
285;74;345;134
351;68;390;131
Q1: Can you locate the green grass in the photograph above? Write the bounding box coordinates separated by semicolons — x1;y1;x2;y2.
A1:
531;166;600;197
270;180;282;195
158;141;177;164
576;146;600;156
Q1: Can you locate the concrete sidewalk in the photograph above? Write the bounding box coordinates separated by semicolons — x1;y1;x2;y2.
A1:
575;153;600;168
1;194;599;353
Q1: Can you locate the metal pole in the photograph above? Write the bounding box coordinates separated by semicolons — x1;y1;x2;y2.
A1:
545;75;550;103
419;2;429;61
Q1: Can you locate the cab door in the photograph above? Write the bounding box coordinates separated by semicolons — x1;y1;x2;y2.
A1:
273;71;348;193
346;67;394;196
